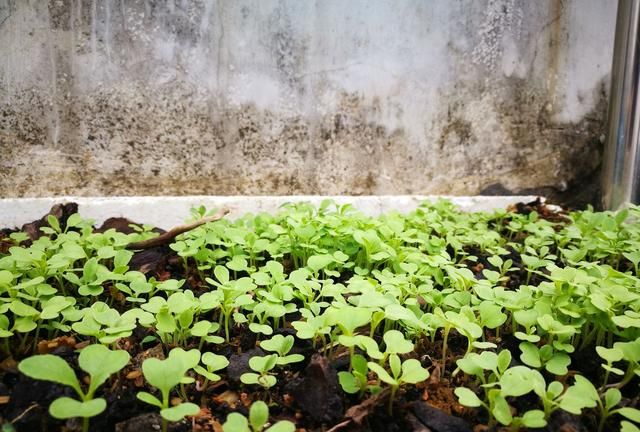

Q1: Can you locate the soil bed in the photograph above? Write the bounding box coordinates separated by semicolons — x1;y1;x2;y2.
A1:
0;199;638;432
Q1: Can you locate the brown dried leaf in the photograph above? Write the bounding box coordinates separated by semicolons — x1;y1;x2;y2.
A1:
212;390;239;409
344;388;390;425
0;357;18;372
37;336;77;354
126;370;142;380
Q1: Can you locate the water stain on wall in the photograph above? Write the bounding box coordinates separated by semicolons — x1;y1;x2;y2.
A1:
0;0;616;204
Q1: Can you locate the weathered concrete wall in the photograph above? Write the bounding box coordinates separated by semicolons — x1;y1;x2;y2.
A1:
0;0;616;199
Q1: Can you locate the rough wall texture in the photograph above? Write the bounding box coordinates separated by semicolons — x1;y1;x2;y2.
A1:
0;0;617;200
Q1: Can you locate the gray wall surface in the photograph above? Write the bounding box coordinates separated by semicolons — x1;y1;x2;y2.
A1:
0;0;617;200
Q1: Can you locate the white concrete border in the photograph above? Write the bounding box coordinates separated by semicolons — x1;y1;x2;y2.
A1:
0;196;538;229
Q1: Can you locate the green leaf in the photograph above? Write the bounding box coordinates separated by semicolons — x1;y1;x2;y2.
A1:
559;375;598;414
49;397;106;419
141;349;198;397
456;354;484;377
618;407;640;423
338;371;360;394
249;354;278;373
258;375;277;388
497;349;512;373
240;372;260;385
214;266;230;285
78;345;130;395
201;353;229;371
13;317;37;333
604;388;622;411
47;215;61;233
519;342;541;368
9;301;39;317
473;341;497;350
62;242;87;260
0;270;13;287
160;402;200;422
546;381;564;399
351;354;368;375
596;346;623;363
227;256;248;272
368;362;397;386
137;391;163;408
249;323;274;336
383;330;414;355
83;258;99;281
545;353;570;375
266;421;296;432
330;306;371;335
249;401;269;431
500;366;537;397
454;387;483;407
156;307;176;334
223;412;250;432
277;354;305;365
190;320;213;337
479;301;507;328
389;354;402;378
260;334;294;356
169;347;201;370
520;409;546;428
66;213;83;228
490;391;513;425
18;355;82;396
621;421;640;432
400;359;429;384
307;255;334;272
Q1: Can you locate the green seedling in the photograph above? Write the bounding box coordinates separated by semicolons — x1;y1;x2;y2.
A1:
519;342;571;375
353;329;414;366
259;334;304;365
189;320;224;349
251;263;298;332
141;292;201;346
63;257;112;297
72;302;152;345
327;306;372;361
291;313;332;350
241;354;279;390
454;349;512;392
368;354;429;414
205;265;256;342
512;309;541;343
137;348;201;432
194;352;229;389
457;366;600;429
596;338;640;389
18;345;130;432
521;246;556;285
536;314;577;354
594;387;640;432
433;307;483;376
5;199;640;432
338;354;381;396
486;255;513;279
477;301;507;338
222;400;295;432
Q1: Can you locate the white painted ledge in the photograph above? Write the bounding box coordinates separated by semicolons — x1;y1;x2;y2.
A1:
0;196;538;230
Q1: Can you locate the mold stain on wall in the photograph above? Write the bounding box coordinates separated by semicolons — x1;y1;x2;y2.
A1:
0;0;617;203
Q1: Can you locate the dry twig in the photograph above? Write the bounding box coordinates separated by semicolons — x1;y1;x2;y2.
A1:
126;207;230;250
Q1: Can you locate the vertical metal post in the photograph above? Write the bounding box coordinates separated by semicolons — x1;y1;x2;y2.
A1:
602;0;640;210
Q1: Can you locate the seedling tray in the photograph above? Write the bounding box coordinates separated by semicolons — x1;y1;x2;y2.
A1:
0;196;638;432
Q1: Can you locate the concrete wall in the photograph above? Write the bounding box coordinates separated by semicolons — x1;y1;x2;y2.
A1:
0;0;617;201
